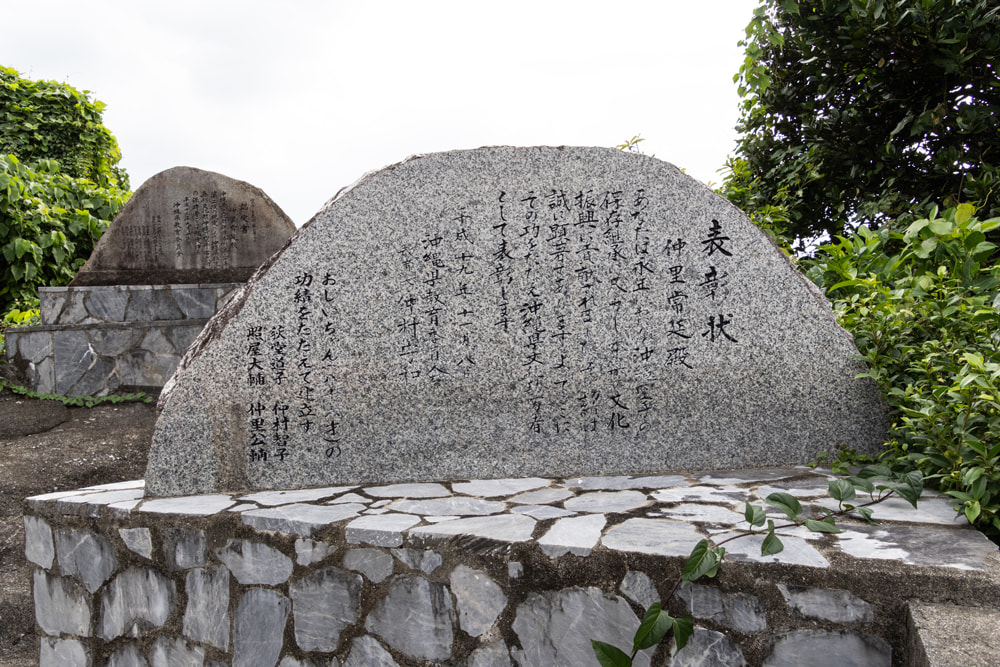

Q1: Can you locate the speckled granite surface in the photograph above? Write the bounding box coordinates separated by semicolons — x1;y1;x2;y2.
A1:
146;147;889;496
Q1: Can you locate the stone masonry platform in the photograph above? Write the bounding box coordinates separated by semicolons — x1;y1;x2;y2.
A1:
25;467;1000;666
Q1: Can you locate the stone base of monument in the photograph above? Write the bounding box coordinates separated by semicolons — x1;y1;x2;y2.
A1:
4;284;239;396
24;468;999;666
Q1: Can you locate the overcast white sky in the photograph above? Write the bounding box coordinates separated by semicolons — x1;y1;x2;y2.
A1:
3;1;756;225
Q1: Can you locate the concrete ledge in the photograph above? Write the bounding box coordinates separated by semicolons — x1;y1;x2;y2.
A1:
24;467;1000;665
905;601;1000;667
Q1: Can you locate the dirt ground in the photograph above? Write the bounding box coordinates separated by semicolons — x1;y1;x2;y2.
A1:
0;386;157;666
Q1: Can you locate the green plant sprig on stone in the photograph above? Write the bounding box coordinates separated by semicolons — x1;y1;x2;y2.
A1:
591;466;922;666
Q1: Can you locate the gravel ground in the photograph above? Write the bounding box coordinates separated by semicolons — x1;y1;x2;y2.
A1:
0;387;156;666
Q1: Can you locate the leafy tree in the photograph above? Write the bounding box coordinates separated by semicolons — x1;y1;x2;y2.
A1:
0;66;130;316
721;0;1000;251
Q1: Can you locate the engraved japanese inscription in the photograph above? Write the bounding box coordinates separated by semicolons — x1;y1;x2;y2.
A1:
147;147;888;496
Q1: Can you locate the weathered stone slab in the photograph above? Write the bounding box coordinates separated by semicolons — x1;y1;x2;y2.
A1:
71;166;295;285
147;147;888;496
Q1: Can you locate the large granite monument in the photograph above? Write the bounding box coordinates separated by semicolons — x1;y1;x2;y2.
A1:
146;147;888;496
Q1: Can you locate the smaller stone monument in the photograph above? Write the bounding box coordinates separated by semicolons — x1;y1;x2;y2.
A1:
4;167;295;396
70;167;296;286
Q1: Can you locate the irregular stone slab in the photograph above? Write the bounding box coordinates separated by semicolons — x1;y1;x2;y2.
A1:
98;567;176;640
564;490;649;514
183;566;230;650
343;635;400;667
511;587;647;667
55;527;118;593
670;627;748;667
346;514;422;547
71;166;295;286
392;548;443;574
654;503;745;525
511;505;577;520
538;514;606;557
363;482;451;498
601;518;703;557
620;571;660;610
566;475;689;490
724;533;830;568
149;637;205;667
388;497;505;516
289;566;363;652
161;528;207;571
33;570;91;637
238;485;356;506
24;515;54;568
409;515;537;546
241;503;365;537
452;478;549;497
344;548;395;582
140;494;234;515
677;583;767;633
147;147;887;496
450;565;507;637
295;538;335;566
40;637;90;667
763;630;891;667
367;574;455;661
467;642;513;667
328;492;370;504
119;527;153;560
106;641;146;667
777;584;874;624
651;485;746;504
814;493;966;525
835;523;996;570
508;488;574;504
216;538;293;585
233;588;290;667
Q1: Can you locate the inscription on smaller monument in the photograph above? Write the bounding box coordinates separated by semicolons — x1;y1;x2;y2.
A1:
147;147;889;497
71;167;295;286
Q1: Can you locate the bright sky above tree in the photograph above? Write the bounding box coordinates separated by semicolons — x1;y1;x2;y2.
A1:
3;0;754;224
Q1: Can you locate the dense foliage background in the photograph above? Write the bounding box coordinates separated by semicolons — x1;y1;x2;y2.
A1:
0;66;130;319
721;0;1000;252
719;0;1000;538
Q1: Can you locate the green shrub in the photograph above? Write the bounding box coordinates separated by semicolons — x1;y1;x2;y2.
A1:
1;66;130;316
804;204;1000;536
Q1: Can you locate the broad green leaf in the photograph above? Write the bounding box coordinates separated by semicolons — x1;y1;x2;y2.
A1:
681;539;724;586
846;476;875;494
855;506;876;523
591;640;632;667
828;479;856;502
761;527;784;556
927;219;954;236
954;203;975;225
672;615;694;651
765;492;803;520
744;502;766;527
857;465;892;480
805;518;843;533
633;603;672;651
965;500;981;523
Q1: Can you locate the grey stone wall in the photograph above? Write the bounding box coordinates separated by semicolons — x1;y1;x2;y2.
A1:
23;469;1000;666
4;284;238;396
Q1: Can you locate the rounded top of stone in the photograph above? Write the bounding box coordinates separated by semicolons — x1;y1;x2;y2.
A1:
71;166;296;286
145;146;887;497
